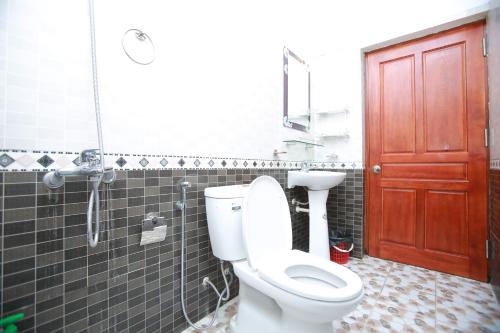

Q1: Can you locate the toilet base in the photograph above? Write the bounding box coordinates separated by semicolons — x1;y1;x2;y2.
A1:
279;313;333;333
233;282;281;333
233;282;337;333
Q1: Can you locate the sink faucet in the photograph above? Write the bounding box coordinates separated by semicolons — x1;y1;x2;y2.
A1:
300;161;311;172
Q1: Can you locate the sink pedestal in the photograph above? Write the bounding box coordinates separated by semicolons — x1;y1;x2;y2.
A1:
287;170;346;261
307;190;330;259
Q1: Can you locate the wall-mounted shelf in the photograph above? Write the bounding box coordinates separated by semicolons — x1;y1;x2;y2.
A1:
288;114;310;120
313;108;348;116
283;139;324;147
317;130;350;138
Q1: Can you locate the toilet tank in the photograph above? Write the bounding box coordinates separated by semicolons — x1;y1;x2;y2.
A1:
204;184;249;261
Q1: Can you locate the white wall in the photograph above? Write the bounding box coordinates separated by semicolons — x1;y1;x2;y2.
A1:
0;0;493;163
488;1;500;160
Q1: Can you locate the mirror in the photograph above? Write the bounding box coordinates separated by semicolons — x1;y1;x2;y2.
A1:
283;47;310;132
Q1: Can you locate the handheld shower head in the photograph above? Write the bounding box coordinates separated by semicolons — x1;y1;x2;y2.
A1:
177;179;191;191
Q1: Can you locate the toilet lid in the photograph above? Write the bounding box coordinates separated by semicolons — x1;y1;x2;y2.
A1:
242;176;293;270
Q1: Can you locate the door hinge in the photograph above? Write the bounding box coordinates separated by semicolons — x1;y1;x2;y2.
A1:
485;128;489;147
486;239;490;259
483;36;488;57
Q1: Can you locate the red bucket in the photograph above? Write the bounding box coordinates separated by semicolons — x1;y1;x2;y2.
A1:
330;242;354;264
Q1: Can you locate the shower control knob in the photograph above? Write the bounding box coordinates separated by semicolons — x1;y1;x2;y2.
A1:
80;149;100;164
372;164;382;174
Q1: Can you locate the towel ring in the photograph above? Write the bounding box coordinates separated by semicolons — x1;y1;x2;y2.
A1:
121;28;156;65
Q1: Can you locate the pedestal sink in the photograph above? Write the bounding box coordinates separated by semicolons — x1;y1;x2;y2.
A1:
288;170;346;259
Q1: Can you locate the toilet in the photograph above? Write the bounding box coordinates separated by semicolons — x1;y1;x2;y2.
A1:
204;176;363;333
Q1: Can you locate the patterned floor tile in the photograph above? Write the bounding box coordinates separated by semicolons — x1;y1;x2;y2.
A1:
333;315;366;333
378;287;435;314
392;262;437;278
436;320;500;333
436;296;500;332
437;272;495;301
372;300;435;327
387;266;436;295
364;311;432;333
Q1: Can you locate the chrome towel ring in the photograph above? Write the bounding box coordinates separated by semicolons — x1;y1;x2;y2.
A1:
121;28;156;65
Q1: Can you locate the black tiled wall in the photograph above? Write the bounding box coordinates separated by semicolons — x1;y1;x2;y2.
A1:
0;169;319;333
326;169;364;258
489;170;500;302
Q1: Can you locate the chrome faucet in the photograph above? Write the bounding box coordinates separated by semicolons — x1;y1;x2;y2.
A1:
43;149;115;189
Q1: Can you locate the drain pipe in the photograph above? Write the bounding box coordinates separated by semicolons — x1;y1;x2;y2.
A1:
296;206;310;213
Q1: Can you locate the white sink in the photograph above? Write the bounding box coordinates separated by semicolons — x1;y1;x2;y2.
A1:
288;170;346;191
287;170;347;259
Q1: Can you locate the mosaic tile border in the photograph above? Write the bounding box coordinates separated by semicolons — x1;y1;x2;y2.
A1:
491;159;500;170
0;149;364;171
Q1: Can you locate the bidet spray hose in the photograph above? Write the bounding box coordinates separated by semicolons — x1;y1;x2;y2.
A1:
179;183;232;330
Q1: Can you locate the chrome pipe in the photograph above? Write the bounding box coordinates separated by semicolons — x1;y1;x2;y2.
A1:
88;0;105;174
177;179;232;329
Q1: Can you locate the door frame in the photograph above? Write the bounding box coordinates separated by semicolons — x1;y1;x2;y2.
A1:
361;19;490;274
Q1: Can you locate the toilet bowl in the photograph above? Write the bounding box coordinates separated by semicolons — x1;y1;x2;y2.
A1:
204;176;363;333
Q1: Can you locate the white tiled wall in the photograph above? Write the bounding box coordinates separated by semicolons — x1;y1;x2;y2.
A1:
0;0;494;163
0;0;96;151
0;0;322;162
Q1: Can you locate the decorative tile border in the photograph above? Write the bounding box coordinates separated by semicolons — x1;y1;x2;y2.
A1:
491;159;500;170
0;149;364;171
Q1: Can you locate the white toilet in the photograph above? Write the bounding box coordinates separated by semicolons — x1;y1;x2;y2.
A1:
204;176;363;333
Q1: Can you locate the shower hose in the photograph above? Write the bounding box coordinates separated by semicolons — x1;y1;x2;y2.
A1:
178;183;233;329
87;176;113;248
86;0;108;248
87;176;102;248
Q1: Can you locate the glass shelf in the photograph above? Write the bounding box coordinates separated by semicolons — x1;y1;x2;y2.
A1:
283;139;324;147
313;108;349;116
317;130;350;138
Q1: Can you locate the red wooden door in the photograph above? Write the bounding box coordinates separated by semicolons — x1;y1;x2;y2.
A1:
365;21;488;281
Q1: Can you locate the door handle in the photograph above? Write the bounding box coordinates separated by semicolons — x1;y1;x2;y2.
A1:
372;164;381;174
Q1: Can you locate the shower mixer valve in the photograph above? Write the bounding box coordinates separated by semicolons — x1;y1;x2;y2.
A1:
42;148;116;249
43;149;116;189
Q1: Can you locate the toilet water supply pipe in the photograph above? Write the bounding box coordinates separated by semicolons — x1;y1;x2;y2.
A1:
177;181;233;329
292;198;310;213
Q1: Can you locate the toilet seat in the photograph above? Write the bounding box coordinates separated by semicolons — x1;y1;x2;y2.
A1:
257;250;363;302
241;176;362;303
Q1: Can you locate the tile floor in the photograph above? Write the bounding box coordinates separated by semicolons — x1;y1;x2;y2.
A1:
182;256;500;333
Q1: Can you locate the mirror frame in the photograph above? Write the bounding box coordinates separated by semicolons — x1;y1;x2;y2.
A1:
283;46;311;132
